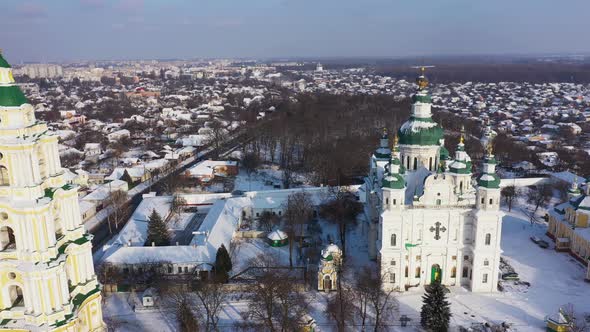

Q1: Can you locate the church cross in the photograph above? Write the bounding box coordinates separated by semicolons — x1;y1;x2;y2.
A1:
429;222;447;240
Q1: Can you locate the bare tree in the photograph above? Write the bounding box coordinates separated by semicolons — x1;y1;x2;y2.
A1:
526;183;553;224
194;280;228;331
320;189;363;257
258;210;279;232
105;190;129;234
283;191;314;268
501;185;517;212
206;120;227;158
354;267;397;332
171;194;187;223
245;254;309;332
562;303;589;332
170;292;200;332
326;284;356;332
242;152;260;176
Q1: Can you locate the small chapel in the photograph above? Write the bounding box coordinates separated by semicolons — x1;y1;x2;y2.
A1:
365;68;503;292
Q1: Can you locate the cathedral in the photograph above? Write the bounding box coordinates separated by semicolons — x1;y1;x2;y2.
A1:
366;69;503;292
0;51;105;330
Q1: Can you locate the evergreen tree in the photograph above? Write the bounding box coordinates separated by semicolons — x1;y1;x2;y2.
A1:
421;281;451;332
214;244;232;282
120;169;134;186
146;209;170;246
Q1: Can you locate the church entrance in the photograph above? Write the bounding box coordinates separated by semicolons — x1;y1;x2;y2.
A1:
323;276;332;291
431;264;442;284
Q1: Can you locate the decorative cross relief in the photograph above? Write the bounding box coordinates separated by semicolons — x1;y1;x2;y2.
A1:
429;222;447;240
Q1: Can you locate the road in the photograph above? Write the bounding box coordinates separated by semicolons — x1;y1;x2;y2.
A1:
89;130;249;251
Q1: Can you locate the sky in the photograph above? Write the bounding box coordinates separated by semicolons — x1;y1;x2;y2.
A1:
1;0;589;62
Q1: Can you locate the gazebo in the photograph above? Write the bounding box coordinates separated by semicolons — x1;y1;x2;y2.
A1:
267;229;288;247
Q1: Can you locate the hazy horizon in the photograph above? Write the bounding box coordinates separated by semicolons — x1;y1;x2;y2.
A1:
2;0;590;63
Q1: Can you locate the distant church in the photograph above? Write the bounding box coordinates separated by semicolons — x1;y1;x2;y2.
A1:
365;69;503;292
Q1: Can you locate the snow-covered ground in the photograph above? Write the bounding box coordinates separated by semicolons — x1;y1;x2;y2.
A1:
103;207;590;331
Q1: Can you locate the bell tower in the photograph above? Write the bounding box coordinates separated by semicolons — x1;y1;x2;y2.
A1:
0;51;105;331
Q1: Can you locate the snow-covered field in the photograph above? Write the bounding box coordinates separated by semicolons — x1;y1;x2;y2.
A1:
103;208;590;331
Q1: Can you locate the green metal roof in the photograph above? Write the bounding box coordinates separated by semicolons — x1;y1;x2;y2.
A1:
449;160;472;174
398;119;444;146
0;54;10;68
412;94;432;104
0;85;28;107
382;173;405;189
477;173;501;188
439;146;450;160
484;155;498;165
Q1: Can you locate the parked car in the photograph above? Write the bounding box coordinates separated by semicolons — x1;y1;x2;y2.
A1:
530;236;541;244
502;272;519;281
537;240;549;249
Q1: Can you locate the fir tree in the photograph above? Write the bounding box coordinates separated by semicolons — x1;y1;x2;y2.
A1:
214;244;232;282
420;281;451;332
146;209;170;246
120;169;134;186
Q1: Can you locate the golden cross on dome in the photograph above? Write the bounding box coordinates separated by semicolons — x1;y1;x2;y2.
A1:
459;125;465;144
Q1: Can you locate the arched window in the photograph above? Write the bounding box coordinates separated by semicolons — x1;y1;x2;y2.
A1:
484;259;489;266
405;266;408;277
413;157;418;170
415;267;421;278
406;156;410;170
429;157;433;171
451;267;456;278
462;267;468;278
459;181;463;193
485;233;491;245
7;285;23;307
0;166;9;186
390;273;396;283
391;234;397;247
0;226;15;251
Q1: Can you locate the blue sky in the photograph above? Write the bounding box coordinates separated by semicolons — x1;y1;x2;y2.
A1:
1;0;589;62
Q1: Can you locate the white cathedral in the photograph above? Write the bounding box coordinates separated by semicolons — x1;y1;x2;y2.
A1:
365;69;503;292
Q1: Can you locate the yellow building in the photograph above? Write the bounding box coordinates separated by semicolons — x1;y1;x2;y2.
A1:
0;52;105;331
547;178;590;281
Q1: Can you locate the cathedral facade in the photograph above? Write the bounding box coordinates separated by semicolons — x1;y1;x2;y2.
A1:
366;70;503;292
0;52;105;331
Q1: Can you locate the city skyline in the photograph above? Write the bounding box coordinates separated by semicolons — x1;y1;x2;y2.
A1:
2;0;590;62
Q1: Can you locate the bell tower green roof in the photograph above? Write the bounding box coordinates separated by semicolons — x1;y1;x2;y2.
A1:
0;86;29;106
0;52;11;68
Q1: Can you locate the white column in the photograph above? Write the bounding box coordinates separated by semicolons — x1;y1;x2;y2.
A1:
32;277;42;314
51;275;62;311
41;277;52;314
22;278;34;314
59;270;70;305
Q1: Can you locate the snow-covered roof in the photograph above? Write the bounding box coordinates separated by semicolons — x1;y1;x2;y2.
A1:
82;180;129;202
267;229;287;241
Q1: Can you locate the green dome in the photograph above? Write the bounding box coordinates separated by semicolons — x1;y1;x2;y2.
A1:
0;85;29;107
477;173;500;188
449;160;472;174
382;173;405;189
0;54;11;68
398;117;444;146
412;94;432;104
